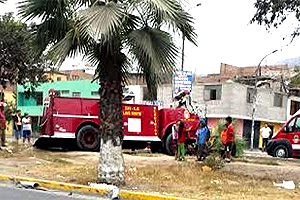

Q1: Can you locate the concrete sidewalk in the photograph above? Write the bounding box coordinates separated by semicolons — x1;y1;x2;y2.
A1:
0;174;195;200
243;149;270;158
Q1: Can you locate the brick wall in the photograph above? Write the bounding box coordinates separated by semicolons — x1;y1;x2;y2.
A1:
196;63;290;83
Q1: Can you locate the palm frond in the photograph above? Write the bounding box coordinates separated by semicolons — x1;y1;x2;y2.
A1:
79;1;125;42
18;0;73;53
127;27;178;83
136;0;197;44
0;0;6;3
18;0;70;21
49;20;93;66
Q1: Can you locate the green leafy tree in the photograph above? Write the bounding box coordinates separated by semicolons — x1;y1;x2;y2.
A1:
289;66;300;88
0;13;47;91
19;0;196;185
251;0;300;41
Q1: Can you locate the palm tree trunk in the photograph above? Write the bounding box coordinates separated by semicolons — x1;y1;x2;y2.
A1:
144;69;158;101
97;54;125;185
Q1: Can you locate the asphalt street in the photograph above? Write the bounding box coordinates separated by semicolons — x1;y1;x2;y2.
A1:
0;182;109;200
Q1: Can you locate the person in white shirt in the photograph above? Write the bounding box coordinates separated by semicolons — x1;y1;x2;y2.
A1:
22;113;32;144
260;124;272;152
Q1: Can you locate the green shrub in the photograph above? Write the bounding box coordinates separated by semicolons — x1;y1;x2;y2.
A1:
210;119;247;158
202;152;224;170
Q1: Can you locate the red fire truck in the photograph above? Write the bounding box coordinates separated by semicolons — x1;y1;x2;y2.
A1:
267;110;300;158
37;90;199;154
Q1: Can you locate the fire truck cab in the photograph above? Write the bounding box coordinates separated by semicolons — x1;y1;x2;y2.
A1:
267;110;300;158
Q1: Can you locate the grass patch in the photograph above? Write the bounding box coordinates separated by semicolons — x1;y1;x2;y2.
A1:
1;146;300;200
125;161;300;199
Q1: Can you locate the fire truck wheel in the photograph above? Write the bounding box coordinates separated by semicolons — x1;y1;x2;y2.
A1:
165;134;176;156
76;125;100;151
273;145;288;158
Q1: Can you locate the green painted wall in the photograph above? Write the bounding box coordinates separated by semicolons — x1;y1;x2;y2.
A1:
17;80;99;117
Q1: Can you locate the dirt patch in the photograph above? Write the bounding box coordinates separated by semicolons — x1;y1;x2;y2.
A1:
0;146;300;199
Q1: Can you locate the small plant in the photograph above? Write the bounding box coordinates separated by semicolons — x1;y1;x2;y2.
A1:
202;152;224;170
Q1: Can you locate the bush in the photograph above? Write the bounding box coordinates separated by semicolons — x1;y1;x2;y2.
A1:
210;119;247;158
202;152;224;170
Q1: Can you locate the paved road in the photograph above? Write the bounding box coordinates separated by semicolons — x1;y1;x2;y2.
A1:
0;182;109;200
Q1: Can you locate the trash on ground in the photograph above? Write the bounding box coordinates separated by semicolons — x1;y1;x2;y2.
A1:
16;181;39;189
273;180;295;190
0;147;12;153
88;182;119;199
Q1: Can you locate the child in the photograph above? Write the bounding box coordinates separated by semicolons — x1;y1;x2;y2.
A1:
196;118;210;161
177;120;186;161
224;116;234;162
22;113;32;144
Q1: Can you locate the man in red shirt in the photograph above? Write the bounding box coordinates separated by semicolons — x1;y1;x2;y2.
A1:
224;116;234;162
0;98;6;147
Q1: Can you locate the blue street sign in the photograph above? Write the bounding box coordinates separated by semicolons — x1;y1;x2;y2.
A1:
173;71;193;95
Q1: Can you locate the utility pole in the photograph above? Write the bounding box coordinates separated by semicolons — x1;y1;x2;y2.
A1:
181;3;201;71
250;49;278;150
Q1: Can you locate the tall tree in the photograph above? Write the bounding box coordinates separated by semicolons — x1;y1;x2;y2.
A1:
0;13;47;91
19;0;196;185
251;0;300;41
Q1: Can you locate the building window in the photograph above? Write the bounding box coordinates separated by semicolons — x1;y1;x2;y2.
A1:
61;90;69;96
204;85;222;101
274;93;283;107
246;88;255;103
91;91;98;96
35;92;43;106
290;100;300;115
72;92;81;97
57;77;62;81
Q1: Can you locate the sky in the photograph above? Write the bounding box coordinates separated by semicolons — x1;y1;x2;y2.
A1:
1;0;300;75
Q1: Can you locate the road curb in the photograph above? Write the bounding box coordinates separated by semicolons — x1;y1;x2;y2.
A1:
0;174;195;200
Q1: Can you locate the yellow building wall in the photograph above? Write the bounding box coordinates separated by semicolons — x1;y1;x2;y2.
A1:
46;73;68;81
258;121;283;148
4;90;15;104
4;90;16;136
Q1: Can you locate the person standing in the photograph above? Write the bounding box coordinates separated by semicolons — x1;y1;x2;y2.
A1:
12;110;22;143
22;113;32;144
196;118;210;161
224;116;234;163
260;124;271;152
177;120;186;161
0;99;6;147
172;121;179;160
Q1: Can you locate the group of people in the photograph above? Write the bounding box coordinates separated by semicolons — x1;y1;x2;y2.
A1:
0;99;32;147
12;110;32;144
172;116;235;162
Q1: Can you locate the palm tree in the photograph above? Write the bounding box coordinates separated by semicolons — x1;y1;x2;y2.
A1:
18;0;196;185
